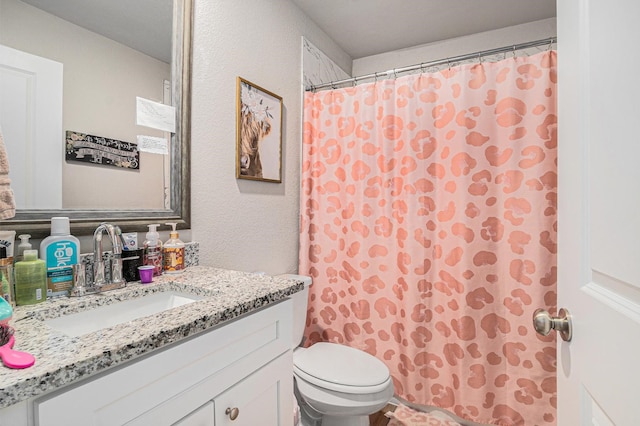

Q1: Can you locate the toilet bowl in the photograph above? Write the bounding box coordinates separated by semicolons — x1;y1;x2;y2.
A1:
277;274;394;426
294;343;394;426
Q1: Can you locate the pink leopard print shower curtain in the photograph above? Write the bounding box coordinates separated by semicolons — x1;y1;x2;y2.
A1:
299;51;557;426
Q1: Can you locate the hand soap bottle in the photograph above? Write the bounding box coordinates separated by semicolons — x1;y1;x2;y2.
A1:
40;217;80;298
14;234;32;263
163;223;185;274
15;249;47;306
143;224;163;277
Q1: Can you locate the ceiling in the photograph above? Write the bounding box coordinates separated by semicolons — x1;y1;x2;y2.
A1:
19;0;557;64
20;0;173;63
292;0;557;59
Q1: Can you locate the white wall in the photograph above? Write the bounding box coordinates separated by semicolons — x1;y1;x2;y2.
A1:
189;0;351;274
189;5;556;275
352;18;556;76
4;2;555;266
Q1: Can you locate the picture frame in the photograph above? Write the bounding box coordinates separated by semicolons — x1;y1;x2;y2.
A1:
236;77;283;182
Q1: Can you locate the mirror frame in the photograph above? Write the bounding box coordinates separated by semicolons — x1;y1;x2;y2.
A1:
0;0;192;238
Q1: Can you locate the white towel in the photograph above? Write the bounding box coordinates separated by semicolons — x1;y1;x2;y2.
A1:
0;127;16;220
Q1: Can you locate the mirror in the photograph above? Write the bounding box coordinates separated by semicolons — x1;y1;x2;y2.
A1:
0;0;192;237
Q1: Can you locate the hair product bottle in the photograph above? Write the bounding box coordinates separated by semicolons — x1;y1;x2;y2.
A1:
0;247;14;306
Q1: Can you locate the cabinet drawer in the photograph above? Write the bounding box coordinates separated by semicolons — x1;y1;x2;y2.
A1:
36;299;292;426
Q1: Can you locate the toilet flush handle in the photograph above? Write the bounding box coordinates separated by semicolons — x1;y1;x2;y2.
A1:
225;407;239;421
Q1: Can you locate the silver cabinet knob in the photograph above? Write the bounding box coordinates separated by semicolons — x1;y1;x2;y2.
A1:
533;308;572;341
225;407;239;421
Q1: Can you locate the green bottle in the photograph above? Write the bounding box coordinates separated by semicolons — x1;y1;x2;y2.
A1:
15;249;47;306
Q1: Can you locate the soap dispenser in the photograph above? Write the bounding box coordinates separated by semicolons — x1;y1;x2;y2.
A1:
14;249;46;306
15;234;32;263
163;223;185;274
143;224;163;277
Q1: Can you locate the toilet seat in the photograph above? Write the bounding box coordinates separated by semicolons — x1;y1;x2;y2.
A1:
294;343;391;394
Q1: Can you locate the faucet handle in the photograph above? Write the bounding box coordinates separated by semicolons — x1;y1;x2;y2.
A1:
111;256;125;285
69;264;87;297
93;257;106;287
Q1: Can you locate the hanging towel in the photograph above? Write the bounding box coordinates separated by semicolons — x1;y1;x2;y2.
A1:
0;127;16;220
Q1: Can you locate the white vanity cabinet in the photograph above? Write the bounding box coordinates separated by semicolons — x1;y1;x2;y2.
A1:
173;352;290;426
30;298;293;426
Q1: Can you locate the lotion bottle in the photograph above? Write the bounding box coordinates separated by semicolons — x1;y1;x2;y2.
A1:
163;223;185;274
143;224;163;277
15;249;46;306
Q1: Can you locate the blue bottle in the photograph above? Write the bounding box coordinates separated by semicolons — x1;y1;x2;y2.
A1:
39;217;80;298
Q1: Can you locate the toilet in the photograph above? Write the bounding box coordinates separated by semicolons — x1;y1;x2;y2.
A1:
278;274;394;426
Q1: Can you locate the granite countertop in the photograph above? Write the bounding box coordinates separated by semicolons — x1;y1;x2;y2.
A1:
0;266;303;409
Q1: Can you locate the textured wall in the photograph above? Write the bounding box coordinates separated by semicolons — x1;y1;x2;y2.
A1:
189;0;351;274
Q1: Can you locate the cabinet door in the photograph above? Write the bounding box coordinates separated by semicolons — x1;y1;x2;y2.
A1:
173;402;214;426
215;352;293;426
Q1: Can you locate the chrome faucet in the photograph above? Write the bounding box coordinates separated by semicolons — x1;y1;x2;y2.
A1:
92;222;126;289
69;223;128;297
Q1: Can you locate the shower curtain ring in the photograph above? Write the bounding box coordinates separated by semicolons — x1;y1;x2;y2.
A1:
548;39;554;50
352;77;357;87
512;45;517;57
393;69;398;79
447;58;451;70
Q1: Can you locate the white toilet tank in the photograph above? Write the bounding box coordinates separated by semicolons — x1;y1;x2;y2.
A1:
275;274;312;349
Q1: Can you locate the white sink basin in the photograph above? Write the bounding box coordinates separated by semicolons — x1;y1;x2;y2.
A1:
45;291;204;337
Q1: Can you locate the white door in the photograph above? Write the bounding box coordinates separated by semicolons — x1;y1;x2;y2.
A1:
556;1;640;424
0;44;63;209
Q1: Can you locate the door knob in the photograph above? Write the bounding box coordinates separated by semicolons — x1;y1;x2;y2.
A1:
533;308;572;342
225;407;239;421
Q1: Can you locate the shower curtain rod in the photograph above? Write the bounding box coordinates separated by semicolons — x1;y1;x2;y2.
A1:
307;36;557;92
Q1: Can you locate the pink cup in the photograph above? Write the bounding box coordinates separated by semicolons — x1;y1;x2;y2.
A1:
138;266;155;284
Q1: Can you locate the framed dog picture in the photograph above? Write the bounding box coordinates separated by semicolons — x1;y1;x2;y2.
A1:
236;77;283;182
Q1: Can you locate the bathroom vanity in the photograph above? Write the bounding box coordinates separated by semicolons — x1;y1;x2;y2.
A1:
0;267;302;425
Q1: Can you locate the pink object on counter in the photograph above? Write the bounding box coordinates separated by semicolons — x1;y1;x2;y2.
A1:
0;327;35;369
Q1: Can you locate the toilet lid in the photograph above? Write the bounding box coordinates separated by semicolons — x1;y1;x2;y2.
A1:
294;343;390;392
